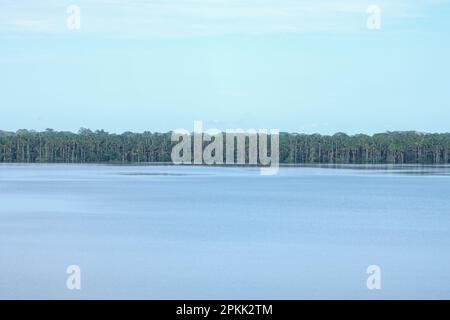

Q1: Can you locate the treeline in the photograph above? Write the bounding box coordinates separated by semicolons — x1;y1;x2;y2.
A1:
1;128;449;164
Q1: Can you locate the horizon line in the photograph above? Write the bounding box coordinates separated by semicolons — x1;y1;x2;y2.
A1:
2;128;450;137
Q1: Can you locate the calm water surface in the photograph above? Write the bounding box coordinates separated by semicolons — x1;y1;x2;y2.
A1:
0;164;450;299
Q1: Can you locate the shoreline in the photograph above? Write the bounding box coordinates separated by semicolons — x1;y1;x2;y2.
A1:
1;162;450;169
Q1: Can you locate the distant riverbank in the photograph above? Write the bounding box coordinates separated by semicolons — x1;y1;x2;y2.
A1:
1;129;450;165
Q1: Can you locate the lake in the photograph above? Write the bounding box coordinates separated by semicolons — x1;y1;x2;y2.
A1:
0;164;449;299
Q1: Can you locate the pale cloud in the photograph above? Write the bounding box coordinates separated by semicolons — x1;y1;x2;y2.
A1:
12;19;56;32
0;0;448;37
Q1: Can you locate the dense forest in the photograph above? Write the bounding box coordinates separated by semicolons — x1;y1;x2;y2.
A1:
1;128;449;164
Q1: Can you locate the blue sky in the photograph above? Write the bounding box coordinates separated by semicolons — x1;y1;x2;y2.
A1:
1;0;449;134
